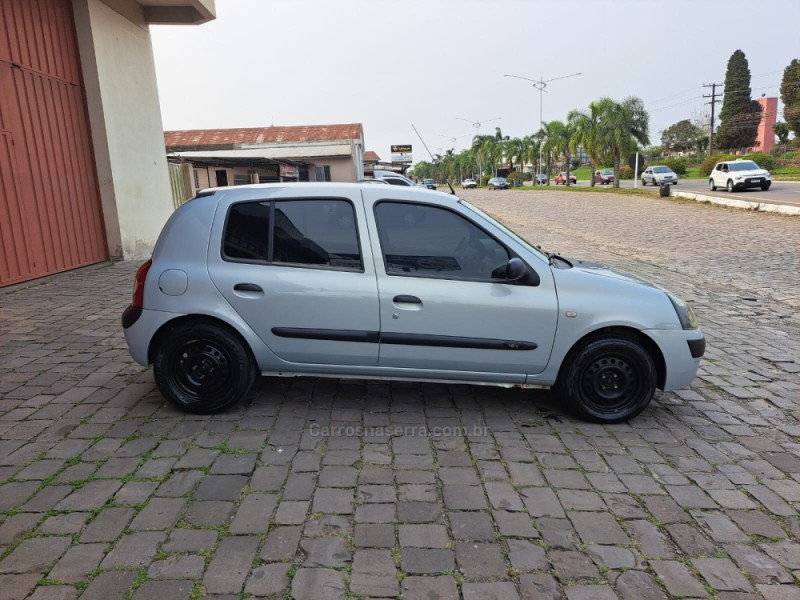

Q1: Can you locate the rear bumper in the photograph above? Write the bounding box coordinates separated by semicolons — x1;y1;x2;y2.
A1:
123;307;186;366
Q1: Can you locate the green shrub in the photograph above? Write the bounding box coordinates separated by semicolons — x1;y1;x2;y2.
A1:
619;165;634;180
661;158;688;175
742;152;775;171
699;153;735;177
480;175;491;187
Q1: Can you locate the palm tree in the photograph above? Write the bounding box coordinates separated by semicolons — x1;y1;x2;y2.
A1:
568;97;614;188
542;121;574;185
600;97;650;187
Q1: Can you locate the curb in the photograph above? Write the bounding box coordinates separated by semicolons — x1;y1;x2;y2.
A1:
670;190;800;216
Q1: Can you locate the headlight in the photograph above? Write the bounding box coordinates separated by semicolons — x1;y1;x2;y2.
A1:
667;293;698;330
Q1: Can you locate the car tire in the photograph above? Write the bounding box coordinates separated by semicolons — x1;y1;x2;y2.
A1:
709;179;716;191
761;183;770;191
641;179;647;186
153;320;256;414
558;335;656;423
727;179;735;193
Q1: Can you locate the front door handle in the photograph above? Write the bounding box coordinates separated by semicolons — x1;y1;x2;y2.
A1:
393;295;421;304
234;283;263;292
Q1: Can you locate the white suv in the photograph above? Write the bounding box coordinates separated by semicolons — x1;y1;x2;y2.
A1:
709;159;771;192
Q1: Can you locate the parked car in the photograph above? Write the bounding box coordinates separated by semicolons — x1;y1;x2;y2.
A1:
461;178;477;189
554;172;577;185
422;178;437;190
534;173;549;185
375;173;418;186
594;169;614;185
122;182;705;423
487;177;509;190
708;159;771;192
641;166;678;186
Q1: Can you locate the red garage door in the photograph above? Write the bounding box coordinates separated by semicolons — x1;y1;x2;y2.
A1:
0;0;107;287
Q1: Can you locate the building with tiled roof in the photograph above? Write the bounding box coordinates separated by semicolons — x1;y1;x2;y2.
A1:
165;123;366;198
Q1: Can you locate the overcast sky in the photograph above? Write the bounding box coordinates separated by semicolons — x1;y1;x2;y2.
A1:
151;0;799;162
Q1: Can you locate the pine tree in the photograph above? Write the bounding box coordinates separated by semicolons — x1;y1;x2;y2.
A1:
780;59;800;136
715;50;762;151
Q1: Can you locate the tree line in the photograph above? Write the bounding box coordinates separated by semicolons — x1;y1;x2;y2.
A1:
412;50;799;186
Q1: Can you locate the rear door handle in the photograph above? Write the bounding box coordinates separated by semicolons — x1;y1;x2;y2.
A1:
393;295;421;304
234;283;263;292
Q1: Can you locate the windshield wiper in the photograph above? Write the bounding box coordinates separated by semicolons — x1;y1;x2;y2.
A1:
546;251;572;267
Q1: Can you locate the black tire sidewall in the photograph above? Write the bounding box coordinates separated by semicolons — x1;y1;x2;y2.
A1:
559;337;656;423
153;322;255;414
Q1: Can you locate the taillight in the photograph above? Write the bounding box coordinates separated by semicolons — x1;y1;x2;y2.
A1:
132;259;152;308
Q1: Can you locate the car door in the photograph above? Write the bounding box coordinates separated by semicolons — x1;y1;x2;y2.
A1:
364;193;559;377
207;191;380;366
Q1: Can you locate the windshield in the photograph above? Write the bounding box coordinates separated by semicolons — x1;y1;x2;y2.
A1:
600;170;613;175
729;161;759;171
653;166;672;173
423;179;434;183
459;199;548;260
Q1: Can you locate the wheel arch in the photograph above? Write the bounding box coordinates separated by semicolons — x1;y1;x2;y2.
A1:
147;313;257;367
556;325;666;390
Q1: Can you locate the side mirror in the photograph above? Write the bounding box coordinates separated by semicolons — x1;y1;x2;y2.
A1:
506;257;540;286
506;257;527;281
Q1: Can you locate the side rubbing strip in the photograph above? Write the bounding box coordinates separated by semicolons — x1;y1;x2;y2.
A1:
271;329;536;350
272;328;379;343
381;333;536;350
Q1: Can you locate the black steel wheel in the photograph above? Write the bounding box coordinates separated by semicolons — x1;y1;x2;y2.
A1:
153;321;256;414
558;336;656;423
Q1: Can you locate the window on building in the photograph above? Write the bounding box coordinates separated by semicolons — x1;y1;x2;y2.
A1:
315;165;331;182
233;174;250;186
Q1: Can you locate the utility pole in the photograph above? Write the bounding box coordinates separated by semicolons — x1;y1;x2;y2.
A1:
504;72;582;185
703;83;722;155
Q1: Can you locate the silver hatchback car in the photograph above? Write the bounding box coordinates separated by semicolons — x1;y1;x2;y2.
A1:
122;183;704;423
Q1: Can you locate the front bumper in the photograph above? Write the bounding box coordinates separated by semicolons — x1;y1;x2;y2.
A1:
734;178;770;189
644;328;705;391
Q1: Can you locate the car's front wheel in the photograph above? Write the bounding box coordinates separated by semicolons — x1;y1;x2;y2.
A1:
558;336;656;423
153;320;256;414
727;179;735;193
761;183;770;191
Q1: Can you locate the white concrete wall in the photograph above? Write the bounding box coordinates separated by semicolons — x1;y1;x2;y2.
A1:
73;0;174;260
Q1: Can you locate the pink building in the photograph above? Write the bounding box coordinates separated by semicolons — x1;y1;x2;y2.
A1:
753;97;778;153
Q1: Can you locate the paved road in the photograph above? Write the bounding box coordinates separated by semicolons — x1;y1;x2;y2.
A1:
544;179;800;206
1;189;799;600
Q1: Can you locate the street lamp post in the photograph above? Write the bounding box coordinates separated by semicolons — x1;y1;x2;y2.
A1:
456;116;501;182
504;72;581;185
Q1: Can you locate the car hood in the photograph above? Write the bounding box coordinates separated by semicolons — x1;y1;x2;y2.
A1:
567;259;658;288
731;168;769;177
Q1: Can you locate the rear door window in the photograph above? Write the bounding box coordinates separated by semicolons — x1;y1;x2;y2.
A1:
222;198;362;271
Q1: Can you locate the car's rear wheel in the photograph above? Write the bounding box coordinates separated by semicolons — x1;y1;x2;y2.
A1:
153;321;256;414
709;179;716;191
558;336;656;423
727;179;735;193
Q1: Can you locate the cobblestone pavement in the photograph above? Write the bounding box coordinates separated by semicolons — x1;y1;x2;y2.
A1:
1;189;799;600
